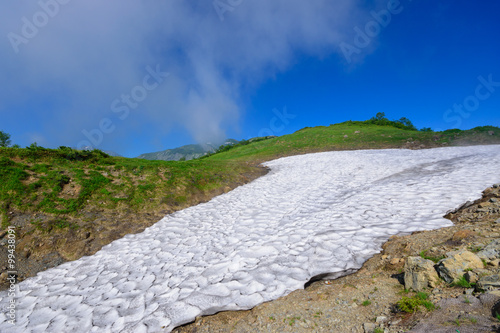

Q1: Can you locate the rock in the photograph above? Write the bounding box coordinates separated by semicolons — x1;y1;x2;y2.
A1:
381;255;388;260
376;316;387;323
465;271;479;284
477;274;500;291
490;198;498;203
489;259;500;267
355;131;360;134
477;239;500;261
390;258;400;265
21;248;31;259
493;183;500;188
451;230;476;242
344;135;349;138
465;288;474;295
390;318;401;326
363;322;377;333
435;250;483;284
404;257;440;291
488;131;495;136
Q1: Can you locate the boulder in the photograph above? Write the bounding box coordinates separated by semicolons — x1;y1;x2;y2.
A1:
477;274;500;291
363;322;377;333
477;239;500;261
435;250;483;284
464;271;479;284
404;257;439;291
451;230;476;242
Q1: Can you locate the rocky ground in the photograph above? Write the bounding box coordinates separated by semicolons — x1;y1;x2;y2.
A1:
173;183;500;333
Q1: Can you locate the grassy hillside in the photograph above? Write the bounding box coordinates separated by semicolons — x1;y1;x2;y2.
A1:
0;146;260;227
0;122;499;288
206;122;500;162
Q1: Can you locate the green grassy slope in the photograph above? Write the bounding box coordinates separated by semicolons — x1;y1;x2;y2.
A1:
0;146;257;229
206;123;500;162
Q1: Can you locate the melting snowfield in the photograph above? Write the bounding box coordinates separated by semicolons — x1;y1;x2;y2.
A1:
1;145;500;332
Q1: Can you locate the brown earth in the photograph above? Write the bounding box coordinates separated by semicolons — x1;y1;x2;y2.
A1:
173;184;500;333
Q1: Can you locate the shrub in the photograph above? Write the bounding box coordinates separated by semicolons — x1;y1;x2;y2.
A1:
0;131;12;147
397;292;435;313
363;113;418;131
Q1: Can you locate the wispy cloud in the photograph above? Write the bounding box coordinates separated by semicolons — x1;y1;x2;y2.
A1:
0;0;369;153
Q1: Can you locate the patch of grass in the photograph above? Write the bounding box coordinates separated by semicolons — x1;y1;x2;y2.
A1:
283;316;301;326
374;328;384;333
268;316;275;321
30;218;79;233
343;283;358;289
495;312;500;322
313;311;323;318
453;276;472;288
397;292;435;313
454;318;461;326
419;249;445;263
362;300;372;306
482;259;488;268
468;245;483;253
469;317;477;324
397;289;411;295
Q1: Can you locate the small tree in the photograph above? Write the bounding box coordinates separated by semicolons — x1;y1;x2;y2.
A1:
375;112;386;120
0;131;11;147
397;117;417;131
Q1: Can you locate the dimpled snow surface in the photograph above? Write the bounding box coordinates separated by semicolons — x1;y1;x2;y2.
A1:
1;146;500;332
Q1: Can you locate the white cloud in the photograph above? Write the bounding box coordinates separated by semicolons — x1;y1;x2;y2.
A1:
0;0;369;151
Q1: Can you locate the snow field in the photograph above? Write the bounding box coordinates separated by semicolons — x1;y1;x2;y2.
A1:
1;145;499;332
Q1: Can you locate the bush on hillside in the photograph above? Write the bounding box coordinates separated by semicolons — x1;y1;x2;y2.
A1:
0;131;12;147
363;113;418;131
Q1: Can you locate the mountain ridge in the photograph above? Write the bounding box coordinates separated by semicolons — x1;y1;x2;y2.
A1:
136;139;239;161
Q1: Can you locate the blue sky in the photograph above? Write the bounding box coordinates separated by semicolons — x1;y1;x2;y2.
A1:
1;0;499;157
